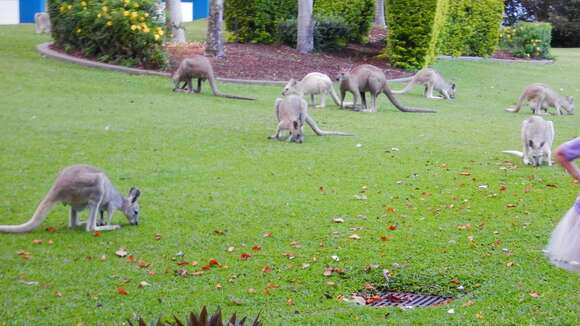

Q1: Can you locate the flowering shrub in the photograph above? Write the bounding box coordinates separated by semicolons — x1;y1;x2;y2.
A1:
48;0;167;68
500;22;553;60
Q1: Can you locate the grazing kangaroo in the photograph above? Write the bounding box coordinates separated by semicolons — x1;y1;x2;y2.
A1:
391;68;456;100
505;83;574;115
34;12;51;34
268;95;353;143
0;165;141;233
337;64;435;113
503;116;555;167
282;72;347;108
172;55;255;100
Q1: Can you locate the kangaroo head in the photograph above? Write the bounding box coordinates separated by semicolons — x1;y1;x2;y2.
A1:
527;140;546;167
336;68;351;83
282;79;299;96
565;96;575;114
447;83;457;99
289;117;304;144
123;187;141;225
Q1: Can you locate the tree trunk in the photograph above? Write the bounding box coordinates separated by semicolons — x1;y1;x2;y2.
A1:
297;0;314;54
167;0;186;43
206;0;225;58
374;0;386;27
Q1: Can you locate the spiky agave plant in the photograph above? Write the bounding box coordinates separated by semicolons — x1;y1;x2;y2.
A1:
127;306;262;326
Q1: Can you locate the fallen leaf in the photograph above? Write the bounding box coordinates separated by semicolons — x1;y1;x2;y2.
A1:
343;295;366;305
323;268;333;277
302;263;310;269
116;287;128;296
55;291;63;297
154;233;161;240
448;308;455;314
247;288;256;294
215;283;223;289
386;207;396;214
47;240;54;245
148;271;156;276
283;252;296;259
213;229;225;236
354;194;368;201
263;232;272;238
475;312;484;320
326;281;336;287
388;225;397;231
546;183;558;188
467;235;475;242
499;185;507;192
457;224;472;230
459;172;471;176
349;234;361;240
506;261;514;267
450;278;461;285
529;291;540;298
290;241;302;248
287;298;294;305
191;271;204;276
137;260;150;268
201;265;211;271
333;217;345;223
115;248;128;257
266;283;280;289
227;246;235;252
176;261;190;266
100;255;107;261
506;204;517;208
46;226;57;233
331;255;340;262
127;255;135;263
262;265;273;273
463;300;475;307
240;253;251;260
32;239;43;245
94;231;102;237
366;295;381;304
251;245;262;252
363;282;375;290
16;250;31;260
138;281;151;288
380;235;390;241
208;258;220;266
190;261;198;266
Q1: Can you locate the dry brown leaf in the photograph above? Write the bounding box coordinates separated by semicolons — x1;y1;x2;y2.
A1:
349;234;361;240
138;281;151;288
463;300;475;307
154;233;161;241
46;226;57;233
263;232;272;238
115;248;128;257
287;298;294;305
247;288;256;294
116;287;128;296
529;291;540;298
32;239;43;245
262;265;273;273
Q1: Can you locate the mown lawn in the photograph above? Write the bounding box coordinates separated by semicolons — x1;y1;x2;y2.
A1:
0;24;579;325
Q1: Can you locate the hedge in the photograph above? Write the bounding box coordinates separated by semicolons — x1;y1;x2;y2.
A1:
313;0;374;43
224;0;373;44
438;0;504;57
383;0;449;70
500;22;553;59
277;16;350;51
48;0;166;69
224;0;296;44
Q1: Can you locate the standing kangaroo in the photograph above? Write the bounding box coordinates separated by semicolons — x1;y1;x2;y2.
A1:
172;55;255;101
34;12;51;34
503;116;555;167
268;95;353;143
282;72;346;108
337;64;435;113
505;83;574;115
391;68;456;100
0;165;141;233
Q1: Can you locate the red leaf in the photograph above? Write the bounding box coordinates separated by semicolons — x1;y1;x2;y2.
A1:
46;226;57;233
208;258;220;266
201;265;211;271
177;261;190;266
262;265;273;273
251;245;262;252
116;287;128;296
388;225;397;231
137;260;150;268
240;253;251;261
386;207;396;214
127;255;135;262
94;231;102;237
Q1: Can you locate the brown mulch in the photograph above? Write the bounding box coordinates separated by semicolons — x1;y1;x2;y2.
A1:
167;40;410;82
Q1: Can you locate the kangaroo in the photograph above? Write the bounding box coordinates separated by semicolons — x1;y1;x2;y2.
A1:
503;116;555;167
172;55;255;101
505;84;574;116
34;12;51;34
282;72;348;108
336;64;435;113
268;95;353;143
0;165;141;233
391;68;456;100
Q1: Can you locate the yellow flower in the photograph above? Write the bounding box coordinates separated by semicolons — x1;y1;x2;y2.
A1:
80;1;86;6
143;26;150;33
123;10;130;16
106;20;113;27
131;11;138;19
158;29;164;36
102;6;108;12
67;4;72;9
130;24;137;31
139;16;145;22
97;13;102;18
133;3;139;9
144;13;149;17
154;34;160;41
76;28;82;33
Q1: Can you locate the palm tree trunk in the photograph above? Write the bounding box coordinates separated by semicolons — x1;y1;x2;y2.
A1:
206;0;225;57
297;0;314;53
374;0;386;27
167;0;186;43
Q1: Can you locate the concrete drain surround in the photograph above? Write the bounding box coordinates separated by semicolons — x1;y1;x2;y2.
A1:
364;291;452;308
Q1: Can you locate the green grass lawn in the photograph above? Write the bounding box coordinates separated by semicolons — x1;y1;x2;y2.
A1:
1;24;580;325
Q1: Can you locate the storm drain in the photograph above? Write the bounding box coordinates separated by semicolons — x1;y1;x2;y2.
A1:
364;291;452;308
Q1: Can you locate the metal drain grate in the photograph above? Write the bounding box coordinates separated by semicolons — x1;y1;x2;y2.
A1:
365;291;452;308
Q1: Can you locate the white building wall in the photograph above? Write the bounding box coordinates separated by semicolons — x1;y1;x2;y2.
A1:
0;0;20;25
181;2;192;22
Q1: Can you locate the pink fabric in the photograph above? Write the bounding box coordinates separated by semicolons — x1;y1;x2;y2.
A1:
561;137;580;161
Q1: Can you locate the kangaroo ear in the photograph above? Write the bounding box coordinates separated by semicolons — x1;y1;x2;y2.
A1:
568;96;574;103
452;83;456;90
528;140;534;149
128;187;141;203
293;120;299;130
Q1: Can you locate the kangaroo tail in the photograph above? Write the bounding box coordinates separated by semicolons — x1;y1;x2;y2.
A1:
305;115;354;136
208;76;256;101
0;193;57;233
502;150;524;158
382;87;436;113
329;86;342;106
390;78;416;94
505;93;526;113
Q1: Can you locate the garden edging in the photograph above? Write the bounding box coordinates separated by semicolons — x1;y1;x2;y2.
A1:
37;42;413;85
437;55;554;64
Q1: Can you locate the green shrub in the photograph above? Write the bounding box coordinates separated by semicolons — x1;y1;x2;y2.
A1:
48;0;166;69
383;0;449;70
438;0;504;57
224;0;296;44
313;0;374;42
277;16;350;51
500;22;553;59
225;0;372;45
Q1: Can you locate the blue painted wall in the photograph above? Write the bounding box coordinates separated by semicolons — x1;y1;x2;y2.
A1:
193;0;208;20
20;0;46;23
